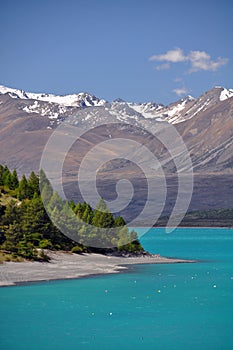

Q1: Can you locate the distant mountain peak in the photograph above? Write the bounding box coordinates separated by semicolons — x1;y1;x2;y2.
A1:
113;98;125;103
183;95;195;102
0;85;106;108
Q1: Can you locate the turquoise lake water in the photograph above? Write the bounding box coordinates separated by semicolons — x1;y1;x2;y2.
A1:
0;228;233;350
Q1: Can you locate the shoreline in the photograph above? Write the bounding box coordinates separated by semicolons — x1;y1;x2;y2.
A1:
0;251;196;287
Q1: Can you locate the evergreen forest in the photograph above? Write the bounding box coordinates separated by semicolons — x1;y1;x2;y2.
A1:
0;165;144;262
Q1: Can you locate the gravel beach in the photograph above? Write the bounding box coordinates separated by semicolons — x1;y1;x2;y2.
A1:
0;252;195;287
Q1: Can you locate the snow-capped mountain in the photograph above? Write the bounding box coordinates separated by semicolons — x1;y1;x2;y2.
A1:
128;96;195;123
0;84;232;128
0;85;106;107
127;87;233;124
0;83;232;169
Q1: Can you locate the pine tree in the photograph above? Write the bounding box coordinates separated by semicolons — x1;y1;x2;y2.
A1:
2;224;21;253
18;198;44;247
2;200;19;226
28;171;39;196
114;216;126;227
5;172;12;189
2;165;11;186
130;230;143;252
39;169;53;206
69;199;75;211
41;182;53;207
17;175;30;200
2;166;12;189
2;200;23;253
47;191;64;213
11;169;19;189
74;202;83;216
92;198;114;228
74;202;88;219
0;164;4;186
117;226;130;248
82;203;94;224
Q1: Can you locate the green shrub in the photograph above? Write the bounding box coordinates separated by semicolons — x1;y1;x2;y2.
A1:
39;239;53;249
71;245;85;254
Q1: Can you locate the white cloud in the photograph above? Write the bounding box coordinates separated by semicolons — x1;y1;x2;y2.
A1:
155;63;170;71
172;78;189;96
188;50;228;72
173;87;189;96
149;48;228;73
150;48;186;63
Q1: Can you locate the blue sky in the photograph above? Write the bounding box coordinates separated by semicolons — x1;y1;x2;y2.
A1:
1;0;232;104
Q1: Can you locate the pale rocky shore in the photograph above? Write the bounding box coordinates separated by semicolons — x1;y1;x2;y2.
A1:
0;251;195;287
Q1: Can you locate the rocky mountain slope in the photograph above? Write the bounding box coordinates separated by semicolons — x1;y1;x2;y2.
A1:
0;84;232;173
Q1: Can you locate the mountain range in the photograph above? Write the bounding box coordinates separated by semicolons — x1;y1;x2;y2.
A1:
0;84;232;223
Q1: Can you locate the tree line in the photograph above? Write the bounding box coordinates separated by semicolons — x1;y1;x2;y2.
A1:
0;165;144;261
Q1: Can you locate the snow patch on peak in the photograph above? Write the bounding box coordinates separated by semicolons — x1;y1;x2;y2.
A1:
0;85;106;107
128;101;164;119
24;91;106;107
219;88;233;101
186;95;195;101
163;96;196;124
0;85;29;99
167;100;187;117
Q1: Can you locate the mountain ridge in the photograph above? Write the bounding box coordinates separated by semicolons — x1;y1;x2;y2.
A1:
0;84;232;126
0;84;232;175
0;85;106;107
